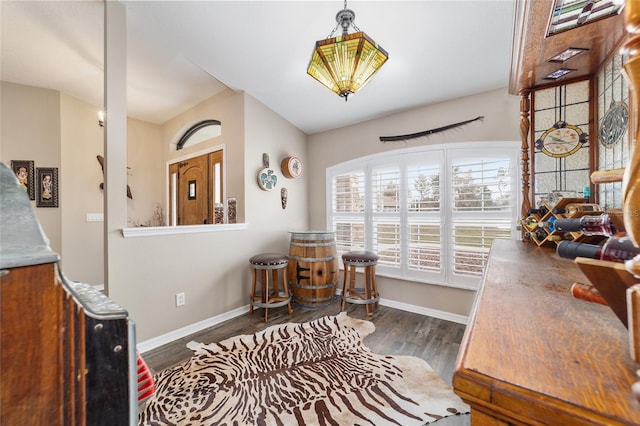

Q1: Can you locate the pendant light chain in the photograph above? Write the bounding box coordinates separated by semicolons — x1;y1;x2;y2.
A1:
327;0;360;38
345;0;361;32
327;23;340;38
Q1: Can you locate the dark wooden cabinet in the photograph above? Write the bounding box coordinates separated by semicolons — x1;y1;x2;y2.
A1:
0;163;135;425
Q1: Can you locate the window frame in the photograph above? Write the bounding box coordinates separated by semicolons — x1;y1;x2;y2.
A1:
326;141;521;290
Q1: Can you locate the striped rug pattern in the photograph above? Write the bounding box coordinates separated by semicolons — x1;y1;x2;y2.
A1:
139;312;468;425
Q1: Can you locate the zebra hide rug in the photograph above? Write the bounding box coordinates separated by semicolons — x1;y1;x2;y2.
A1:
139;312;469;425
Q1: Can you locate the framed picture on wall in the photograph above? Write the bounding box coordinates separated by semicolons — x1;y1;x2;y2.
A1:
36;167;59;208
10;160;35;200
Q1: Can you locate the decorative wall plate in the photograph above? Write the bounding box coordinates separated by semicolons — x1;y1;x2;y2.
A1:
281;156;303;179
535;121;587;158
599;101;628;148
257;167;278;191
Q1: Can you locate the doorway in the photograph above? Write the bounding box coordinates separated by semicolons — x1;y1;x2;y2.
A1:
169;149;224;225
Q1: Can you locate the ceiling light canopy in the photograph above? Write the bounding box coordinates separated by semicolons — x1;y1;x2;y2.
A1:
307;1;388;101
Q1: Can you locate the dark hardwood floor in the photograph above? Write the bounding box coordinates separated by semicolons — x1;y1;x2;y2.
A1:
141;299;471;425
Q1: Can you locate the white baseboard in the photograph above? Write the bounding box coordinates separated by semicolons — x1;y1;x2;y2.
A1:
137;299;468;354
137;305;250;353
378;298;468;325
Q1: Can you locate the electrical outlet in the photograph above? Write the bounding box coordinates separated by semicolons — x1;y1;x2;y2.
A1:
175;292;185;307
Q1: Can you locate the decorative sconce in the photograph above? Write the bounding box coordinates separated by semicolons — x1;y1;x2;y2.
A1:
98;110;105;127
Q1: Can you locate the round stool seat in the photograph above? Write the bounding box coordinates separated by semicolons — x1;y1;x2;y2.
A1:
250;253;288;267
342;251;378;265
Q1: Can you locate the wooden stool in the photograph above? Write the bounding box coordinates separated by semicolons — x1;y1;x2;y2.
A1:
249;253;292;322
341;251;379;316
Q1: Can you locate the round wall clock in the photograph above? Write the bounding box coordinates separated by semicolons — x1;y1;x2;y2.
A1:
281;156;303;179
535;121;587;158
599;101;628;148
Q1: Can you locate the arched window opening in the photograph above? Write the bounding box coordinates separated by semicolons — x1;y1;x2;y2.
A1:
176;119;221;150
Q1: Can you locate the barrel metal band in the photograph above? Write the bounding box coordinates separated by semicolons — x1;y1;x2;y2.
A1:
289;233;335;241
289;281;337;290
293;293;335;301
289;256;336;262
290;241;336;247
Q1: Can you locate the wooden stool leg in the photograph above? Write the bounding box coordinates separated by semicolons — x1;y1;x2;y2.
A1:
349;266;356;294
371;265;379;309
261;269;268;322
250;267;256;314
341;264;349;311
271;269;280;297
365;265;373;316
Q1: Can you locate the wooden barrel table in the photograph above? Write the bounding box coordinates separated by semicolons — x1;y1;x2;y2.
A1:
287;231;338;308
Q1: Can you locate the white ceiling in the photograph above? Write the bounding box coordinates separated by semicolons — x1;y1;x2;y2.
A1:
1;0;515;135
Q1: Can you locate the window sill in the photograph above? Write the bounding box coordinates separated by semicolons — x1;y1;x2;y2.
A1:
372;269;480;291
121;223;248;238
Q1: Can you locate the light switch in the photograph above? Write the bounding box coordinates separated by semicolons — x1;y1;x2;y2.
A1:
86;213;104;222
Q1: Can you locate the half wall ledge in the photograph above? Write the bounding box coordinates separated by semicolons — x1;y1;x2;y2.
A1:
122;223;248;238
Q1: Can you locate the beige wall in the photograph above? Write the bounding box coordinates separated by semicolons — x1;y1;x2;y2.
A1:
308;87;521;317
1;84;164;286
1;82;62;256
161;88;245;223
59;93;105;284
127;118;163;227
107;92;308;341
244;94;308;241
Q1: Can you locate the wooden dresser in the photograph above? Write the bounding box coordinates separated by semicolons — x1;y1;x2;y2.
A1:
453;240;640;425
0;162;136;425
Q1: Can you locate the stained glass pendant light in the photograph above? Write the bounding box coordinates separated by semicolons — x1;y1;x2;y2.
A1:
307;1;388;101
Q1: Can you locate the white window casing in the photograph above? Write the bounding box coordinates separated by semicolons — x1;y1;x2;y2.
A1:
326;142;521;290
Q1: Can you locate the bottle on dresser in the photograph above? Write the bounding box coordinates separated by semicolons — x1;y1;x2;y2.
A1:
538;216;556;232
555;213;617;236
522;215;539;231
534;228;547;241
526;205;549;216
545;190;580;206
552;203;602;216
556;233;640;262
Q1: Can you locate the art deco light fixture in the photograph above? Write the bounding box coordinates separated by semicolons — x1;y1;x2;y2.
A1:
307;0;388;101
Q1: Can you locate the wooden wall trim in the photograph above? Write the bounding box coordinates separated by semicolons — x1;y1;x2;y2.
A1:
622;2;640;249
519;89;531;237
510;0;626;95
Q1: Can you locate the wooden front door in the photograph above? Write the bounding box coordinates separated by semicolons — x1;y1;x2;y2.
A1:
170;154;209;225
169;149;224;226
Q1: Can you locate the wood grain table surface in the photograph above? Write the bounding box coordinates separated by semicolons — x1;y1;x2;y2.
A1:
453;240;640;425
